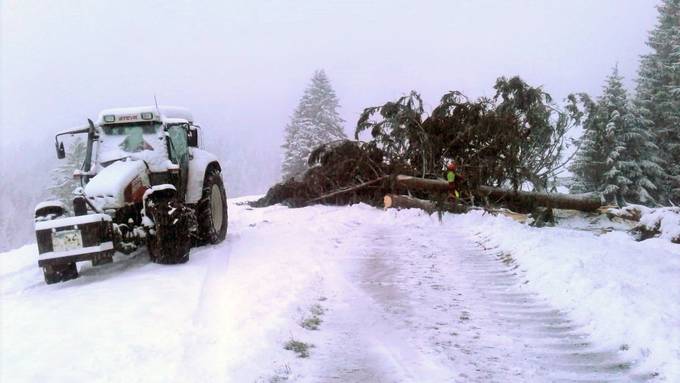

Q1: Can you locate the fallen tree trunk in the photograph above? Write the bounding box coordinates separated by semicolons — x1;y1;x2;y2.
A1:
383;194;435;213
394;175;603;212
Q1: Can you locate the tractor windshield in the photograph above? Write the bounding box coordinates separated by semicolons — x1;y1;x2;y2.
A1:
98;122;167;167
101;122;160;153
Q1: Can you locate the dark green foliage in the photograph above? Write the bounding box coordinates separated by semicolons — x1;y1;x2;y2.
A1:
635;0;680;203
254;140;390;207
570;67;639;205
571;68;666;206
257;76;587;209
356;76;583;192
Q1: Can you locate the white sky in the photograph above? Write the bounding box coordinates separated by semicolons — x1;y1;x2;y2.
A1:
0;0;660;167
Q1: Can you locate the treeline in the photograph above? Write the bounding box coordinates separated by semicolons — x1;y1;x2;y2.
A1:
275;1;680;208
571;0;680;206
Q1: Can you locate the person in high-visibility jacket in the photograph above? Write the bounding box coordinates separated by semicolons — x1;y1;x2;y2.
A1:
447;162;460;200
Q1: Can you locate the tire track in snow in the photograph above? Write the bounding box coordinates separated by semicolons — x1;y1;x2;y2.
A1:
176;239;234;382
305;224;455;382
438;234;654;382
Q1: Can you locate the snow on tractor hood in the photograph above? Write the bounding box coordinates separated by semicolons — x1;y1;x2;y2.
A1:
84;160;148;210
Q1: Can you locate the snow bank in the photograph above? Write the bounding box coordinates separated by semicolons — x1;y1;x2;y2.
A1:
638;207;680;242
605;204;680;243
447;210;680;379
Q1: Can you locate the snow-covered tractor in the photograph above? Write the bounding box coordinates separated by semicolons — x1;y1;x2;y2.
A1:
34;106;228;284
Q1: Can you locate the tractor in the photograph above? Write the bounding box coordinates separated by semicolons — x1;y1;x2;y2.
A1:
34;106;228;284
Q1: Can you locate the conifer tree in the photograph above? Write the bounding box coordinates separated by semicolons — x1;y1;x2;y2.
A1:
599;67;632;205
621;105;665;204
635;0;680;202
571;67;663;205
48;138;86;207
569;94;601;195
281;70;346;180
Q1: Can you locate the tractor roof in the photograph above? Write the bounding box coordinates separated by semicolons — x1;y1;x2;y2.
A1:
96;106;193;125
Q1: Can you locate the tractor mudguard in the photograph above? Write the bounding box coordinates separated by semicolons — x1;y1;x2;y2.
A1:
185;148;220;204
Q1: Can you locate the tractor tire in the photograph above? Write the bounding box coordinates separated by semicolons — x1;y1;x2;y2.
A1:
147;200;191;265
196;168;228;245
43;263;78;284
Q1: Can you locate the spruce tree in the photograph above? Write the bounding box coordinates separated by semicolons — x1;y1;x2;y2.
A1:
569;90;600;195
635;0;680;203
570;69;621;201
621;105;665;204
599;67;632;205
281;70;346;180
571;66;663;205
48;138;86;207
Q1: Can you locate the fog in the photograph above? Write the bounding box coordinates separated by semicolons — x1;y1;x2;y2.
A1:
0;0;659;250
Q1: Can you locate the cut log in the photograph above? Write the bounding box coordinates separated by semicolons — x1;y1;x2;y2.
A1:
384;194;435;213
394;175;603;212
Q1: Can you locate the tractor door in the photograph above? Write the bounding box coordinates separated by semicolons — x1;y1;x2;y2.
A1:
166;124;190;198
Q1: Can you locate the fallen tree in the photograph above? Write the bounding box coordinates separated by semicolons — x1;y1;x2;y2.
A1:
394;175;603;212
255;171;604;213
254;139;604;214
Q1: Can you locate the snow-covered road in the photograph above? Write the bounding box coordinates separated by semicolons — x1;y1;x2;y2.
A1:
299;211;651;383
1;198;675;382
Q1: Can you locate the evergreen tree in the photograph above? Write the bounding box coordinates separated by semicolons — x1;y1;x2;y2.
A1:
635;0;680;203
281;70;346;179
622;105;665;204
48;138;86;207
571;66;662;205
599;67;633;205
569;94;601;195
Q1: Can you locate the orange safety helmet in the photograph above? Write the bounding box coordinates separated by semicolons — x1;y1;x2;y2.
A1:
447;162;457;171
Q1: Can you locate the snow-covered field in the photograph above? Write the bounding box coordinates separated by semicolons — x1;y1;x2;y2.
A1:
1;198;678;382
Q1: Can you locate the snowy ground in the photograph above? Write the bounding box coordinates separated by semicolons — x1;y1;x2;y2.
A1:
1;198;678;382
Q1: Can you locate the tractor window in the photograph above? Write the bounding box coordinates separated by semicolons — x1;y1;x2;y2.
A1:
102;122;159;136
167;124;189;165
101;122;160;153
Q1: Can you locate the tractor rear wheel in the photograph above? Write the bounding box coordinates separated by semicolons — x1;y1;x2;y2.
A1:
196;168;228;245
43;262;78;284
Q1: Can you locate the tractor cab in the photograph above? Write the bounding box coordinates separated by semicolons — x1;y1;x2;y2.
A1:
53;107;200;211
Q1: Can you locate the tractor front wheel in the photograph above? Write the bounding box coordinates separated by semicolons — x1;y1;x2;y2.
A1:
147;199;191;265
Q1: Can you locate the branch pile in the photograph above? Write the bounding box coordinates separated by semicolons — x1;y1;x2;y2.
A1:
253;141;393;207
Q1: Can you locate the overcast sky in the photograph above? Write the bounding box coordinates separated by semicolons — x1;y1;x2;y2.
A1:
0;0;660;159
